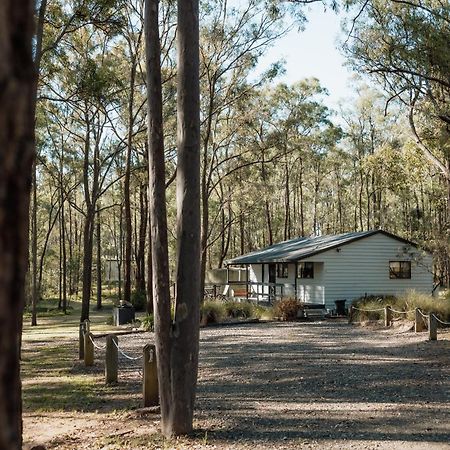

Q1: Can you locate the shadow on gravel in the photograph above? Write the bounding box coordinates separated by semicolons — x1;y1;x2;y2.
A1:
197;321;450;445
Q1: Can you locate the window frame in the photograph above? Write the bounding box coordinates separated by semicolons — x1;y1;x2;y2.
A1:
297;262;314;279
276;263;289;279
389;261;411;279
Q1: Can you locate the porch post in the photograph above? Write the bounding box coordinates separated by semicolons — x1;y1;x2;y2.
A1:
226;265;230;284
261;263;265;300
294;262;298;300
246;265;249;299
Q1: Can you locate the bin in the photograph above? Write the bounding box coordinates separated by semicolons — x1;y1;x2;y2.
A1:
334;299;347;316
113;303;135;325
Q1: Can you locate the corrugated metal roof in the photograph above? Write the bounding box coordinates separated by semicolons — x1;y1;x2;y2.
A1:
225;230;417;265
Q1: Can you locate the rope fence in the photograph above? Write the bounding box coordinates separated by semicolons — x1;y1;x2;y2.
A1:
79;320;159;407
349;305;449;341
112;338;143;361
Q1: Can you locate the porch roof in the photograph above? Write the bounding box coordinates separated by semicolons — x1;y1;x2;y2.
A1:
225;230;419;265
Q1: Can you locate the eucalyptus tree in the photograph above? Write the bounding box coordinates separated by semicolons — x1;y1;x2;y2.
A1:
198;0;291;287
30;0;125;324
0;0;35;447
344;0;450;219
145;0;202;436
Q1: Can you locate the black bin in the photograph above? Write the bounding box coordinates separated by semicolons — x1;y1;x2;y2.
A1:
334;299;347;316
113;303;135;325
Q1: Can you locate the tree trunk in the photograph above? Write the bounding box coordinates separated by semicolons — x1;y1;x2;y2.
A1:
31;161;38;325
145;0;200;436
145;0;172;434
81;208;95;322
0;0;35;447
96;207;102;310
136;183;148;297
172;0;201;433
123;53;137;305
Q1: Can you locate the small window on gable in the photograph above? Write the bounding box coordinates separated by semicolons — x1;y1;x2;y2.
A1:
389;261;411;279
297;262;314;279
276;263;289;278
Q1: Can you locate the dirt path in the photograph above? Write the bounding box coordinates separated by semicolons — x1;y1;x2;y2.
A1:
23;320;450;449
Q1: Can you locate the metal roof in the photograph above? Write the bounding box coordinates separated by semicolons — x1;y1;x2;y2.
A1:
225;230;419;265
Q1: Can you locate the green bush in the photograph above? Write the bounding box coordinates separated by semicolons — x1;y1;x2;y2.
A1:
224;301;253;319
273;298;301;321
200;300;226;325
131;289;147;312
141;314;154;331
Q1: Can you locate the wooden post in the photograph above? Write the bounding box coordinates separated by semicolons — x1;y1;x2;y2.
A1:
143;344;158;406
348;305;354;324
84;332;94;366
79;322;86;360
384;305;392;327
428;313;437;341
415;308;426;332
105;335;118;384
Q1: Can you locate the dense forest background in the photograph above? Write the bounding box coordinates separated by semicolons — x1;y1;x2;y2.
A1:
30;0;450;319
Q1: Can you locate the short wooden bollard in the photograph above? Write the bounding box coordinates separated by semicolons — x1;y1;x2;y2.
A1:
105;335;118;384
143;344;158;407
84;332;94;366
384;306;392;327
415;308;426;333
79;322;86;360
348;305;353;323
428;313;437;341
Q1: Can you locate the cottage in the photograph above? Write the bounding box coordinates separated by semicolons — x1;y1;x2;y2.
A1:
225;230;433;311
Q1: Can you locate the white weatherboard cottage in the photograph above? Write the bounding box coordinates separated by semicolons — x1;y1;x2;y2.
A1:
225;230;433;311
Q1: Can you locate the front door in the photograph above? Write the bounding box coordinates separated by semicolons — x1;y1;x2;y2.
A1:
268;263;276;301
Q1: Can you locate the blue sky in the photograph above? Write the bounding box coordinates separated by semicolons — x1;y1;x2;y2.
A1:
258;4;355;108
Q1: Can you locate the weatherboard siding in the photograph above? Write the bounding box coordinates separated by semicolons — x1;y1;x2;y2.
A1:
309;232;433;308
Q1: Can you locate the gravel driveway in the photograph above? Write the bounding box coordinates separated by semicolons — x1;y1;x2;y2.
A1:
23;319;450;449
113;320;450;449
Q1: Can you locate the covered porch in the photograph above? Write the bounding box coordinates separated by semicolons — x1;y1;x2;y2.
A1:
217;262;326;305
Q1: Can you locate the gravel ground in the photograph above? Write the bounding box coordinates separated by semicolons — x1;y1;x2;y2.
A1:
24;320;450;449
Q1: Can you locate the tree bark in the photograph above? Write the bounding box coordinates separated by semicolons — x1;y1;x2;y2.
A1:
96;207;102;310
172;0;201;434
123;49;137;305
0;1;35;447
145;0;172;434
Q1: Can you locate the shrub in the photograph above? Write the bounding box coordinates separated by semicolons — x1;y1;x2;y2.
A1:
351;291;450;322
224;301;253;319
141;314;154;331
131;289;147;312
200;300;226;325
273;298;301;321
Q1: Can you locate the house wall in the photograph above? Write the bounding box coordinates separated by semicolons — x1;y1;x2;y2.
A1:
296;262;325;304
306;232;433;309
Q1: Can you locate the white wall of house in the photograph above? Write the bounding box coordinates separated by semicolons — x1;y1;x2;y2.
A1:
296;262;325;304
310;232;433;309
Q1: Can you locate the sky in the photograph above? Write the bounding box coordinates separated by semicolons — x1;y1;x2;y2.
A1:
257;3;355;109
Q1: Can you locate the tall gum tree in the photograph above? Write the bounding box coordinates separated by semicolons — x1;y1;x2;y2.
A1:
145;0;201;436
0;0;35;448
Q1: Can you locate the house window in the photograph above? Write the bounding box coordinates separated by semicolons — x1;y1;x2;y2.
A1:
276;263;289;278
297;262;314;279
389;261;411;279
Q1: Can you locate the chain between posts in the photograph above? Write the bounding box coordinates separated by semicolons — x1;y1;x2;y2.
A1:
112;338;143;361
434;316;450;326
390;308;416;314
88;334;107;350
